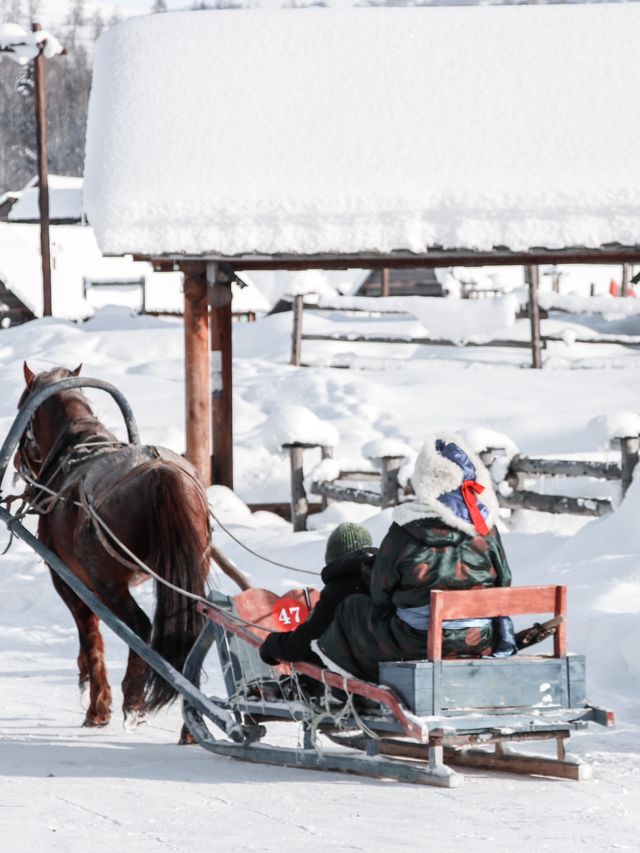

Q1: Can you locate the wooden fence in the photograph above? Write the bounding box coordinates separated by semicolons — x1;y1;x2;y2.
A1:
283;434;639;530
288;293;640;373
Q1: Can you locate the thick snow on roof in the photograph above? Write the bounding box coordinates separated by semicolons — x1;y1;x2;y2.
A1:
9;175;84;222
84;5;640;259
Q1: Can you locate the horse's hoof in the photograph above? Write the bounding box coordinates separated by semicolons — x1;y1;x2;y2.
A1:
82;716;110;728
123;709;147;732
179;725;196;745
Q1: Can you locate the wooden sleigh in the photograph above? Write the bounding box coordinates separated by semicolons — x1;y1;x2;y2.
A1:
181;584;614;787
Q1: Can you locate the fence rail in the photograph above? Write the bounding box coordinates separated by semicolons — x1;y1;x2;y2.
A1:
284;435;639;530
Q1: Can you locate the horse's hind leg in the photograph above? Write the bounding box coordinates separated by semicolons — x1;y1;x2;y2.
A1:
49;569;112;726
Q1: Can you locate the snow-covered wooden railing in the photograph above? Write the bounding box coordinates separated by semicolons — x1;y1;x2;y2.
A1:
480;420;640;518
289;293;640;374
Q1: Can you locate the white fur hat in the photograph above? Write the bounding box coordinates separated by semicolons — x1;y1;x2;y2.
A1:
393;432;500;535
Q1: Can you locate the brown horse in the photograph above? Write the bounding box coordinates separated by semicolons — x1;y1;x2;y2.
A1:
15;363;248;730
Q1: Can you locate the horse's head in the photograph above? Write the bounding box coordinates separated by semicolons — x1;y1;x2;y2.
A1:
15;362;84;477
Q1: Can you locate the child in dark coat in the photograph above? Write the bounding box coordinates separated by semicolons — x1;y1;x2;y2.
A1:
312;434;513;683
259;522;378;666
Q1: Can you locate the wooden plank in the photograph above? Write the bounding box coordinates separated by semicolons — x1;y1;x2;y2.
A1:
311;480;383;506
509;455;622;480
499;489;613;517
444;745;591;781
301;332;536;349
428;586;566;662
430;585;566;625
151;247;640;270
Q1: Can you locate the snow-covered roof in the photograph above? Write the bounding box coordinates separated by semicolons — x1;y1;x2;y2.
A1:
0;222;182;319
84;5;640;259
8;175;84;222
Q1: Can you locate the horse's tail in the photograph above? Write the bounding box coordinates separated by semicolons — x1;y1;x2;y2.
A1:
144;464;211;711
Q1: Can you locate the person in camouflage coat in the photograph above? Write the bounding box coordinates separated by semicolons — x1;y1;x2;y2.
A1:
312;433;512;683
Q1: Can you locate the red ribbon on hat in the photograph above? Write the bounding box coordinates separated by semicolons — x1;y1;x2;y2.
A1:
461;480;490;535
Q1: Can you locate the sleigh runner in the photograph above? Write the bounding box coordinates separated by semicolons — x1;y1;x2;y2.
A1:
181;584;614;787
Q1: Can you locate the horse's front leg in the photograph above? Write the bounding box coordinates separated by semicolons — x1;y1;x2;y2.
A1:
49;569;112;726
100;585;152;730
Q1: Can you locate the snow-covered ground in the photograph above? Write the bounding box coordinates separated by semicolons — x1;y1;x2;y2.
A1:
1;302;639;851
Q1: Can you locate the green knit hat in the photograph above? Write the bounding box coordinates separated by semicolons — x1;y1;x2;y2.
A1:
325;522;373;564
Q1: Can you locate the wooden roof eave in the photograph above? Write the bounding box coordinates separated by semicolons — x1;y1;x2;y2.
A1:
134;244;640;272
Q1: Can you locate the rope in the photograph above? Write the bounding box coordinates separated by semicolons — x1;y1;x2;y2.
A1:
210;509;321;577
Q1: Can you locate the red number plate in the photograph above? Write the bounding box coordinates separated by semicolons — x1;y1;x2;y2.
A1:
271;597;310;632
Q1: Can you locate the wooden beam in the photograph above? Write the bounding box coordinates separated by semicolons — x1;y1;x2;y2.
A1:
140;246;640;271
209;264;234;489
181;262;210;484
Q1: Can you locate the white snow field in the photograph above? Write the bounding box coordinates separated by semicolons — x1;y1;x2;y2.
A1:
0;303;639;852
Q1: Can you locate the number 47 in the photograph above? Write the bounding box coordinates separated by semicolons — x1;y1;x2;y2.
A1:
278;606;300;625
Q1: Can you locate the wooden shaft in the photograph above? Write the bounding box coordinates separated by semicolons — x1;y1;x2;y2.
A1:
181;262;210;484
526;265;542;369
290;293;304;366
32;24;52;317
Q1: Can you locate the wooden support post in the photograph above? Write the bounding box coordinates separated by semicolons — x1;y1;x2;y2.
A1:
320;445;334;510
620;434;640;496
209;263;234;489
32;24;52;317
290;293;304;366
381;267;390;298
526;265;542;369
286;444;309;532
181;262;210;485
621;263;631;298
379;456;404;508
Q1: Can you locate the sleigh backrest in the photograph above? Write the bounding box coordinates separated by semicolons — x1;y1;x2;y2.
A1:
427;585;567;661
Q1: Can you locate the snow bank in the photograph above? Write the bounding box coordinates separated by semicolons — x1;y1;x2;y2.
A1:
85;5;640;257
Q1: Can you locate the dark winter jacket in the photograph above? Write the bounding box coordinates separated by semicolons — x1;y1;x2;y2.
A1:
258;547;378;666
370;518;511;610
313;434;514;682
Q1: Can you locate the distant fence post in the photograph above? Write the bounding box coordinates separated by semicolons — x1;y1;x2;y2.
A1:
621;264;631;298
290;294;304;366
525;265;542;369
320;445;334;510
620;434;640;496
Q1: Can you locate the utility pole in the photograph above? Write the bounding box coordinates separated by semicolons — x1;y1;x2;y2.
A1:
32;22;52;317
